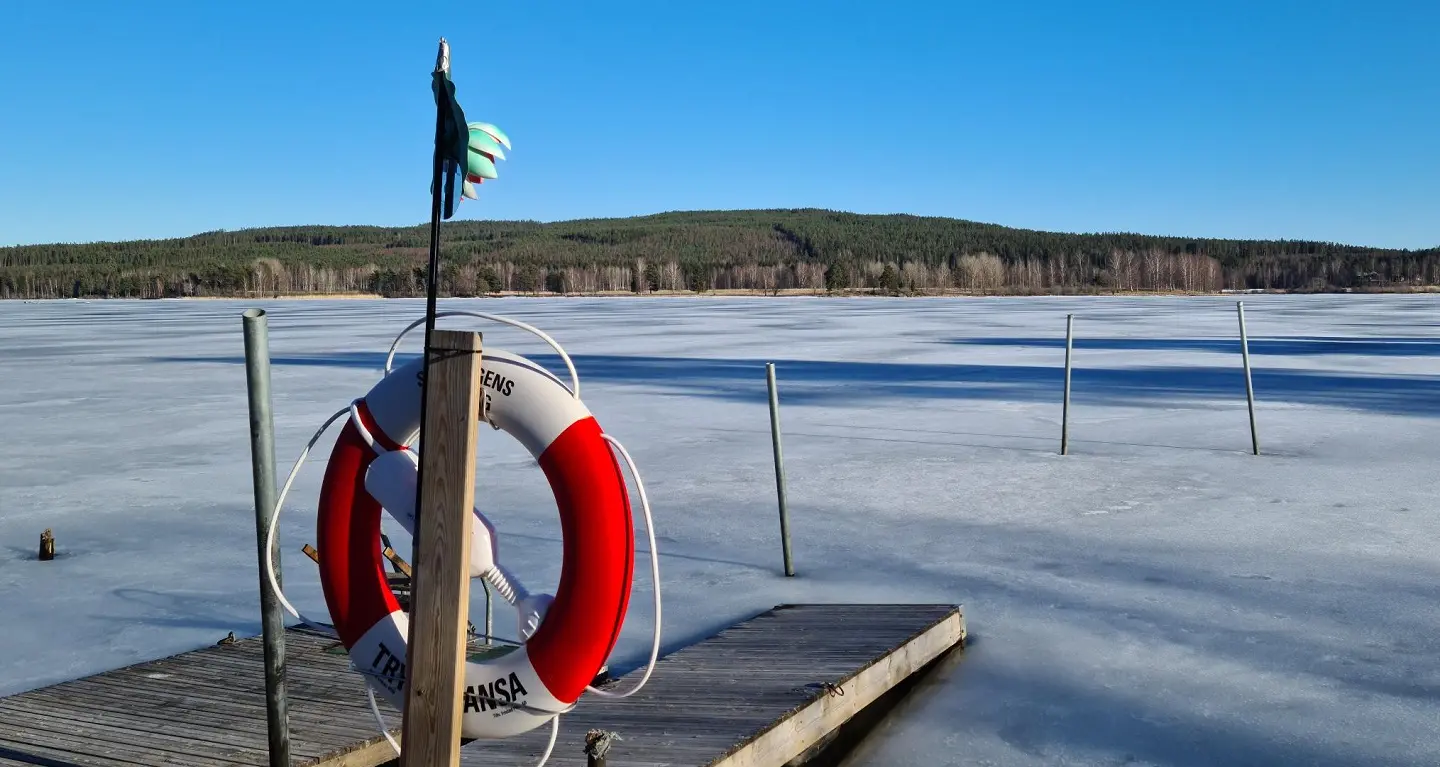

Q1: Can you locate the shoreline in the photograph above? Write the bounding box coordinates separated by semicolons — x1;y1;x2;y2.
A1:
6;285;1438;302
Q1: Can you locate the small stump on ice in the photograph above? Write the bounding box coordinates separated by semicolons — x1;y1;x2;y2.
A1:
38;529;55;561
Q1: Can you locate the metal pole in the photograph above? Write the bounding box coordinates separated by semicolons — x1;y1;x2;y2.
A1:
242;308;291;767
1061;314;1073;455
483;579;493;645
1237;301;1259;455
412;38;450;575
766;363;795;577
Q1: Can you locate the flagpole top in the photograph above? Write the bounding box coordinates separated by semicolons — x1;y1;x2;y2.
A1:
436;38;450;75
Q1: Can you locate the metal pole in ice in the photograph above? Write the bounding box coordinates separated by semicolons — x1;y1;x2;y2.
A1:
766;363;795;577
241;308;292;767
1237;301;1259;455
1061;314;1074;455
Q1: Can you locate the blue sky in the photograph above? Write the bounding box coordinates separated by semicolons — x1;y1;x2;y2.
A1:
1;1;1435;248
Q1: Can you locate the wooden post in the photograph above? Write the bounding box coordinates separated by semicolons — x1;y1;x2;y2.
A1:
585;729;621;767
1237;301;1259;455
38;529;54;561
400;329;482;767
1061;314;1073;455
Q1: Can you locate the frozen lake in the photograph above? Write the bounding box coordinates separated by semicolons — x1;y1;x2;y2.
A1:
2;293;1438;766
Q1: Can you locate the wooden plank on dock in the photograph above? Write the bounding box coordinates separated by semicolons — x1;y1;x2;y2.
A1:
0;604;962;767
0;627;402;767
458;603;965;767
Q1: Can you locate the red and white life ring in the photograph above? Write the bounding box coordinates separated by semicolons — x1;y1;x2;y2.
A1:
315;348;635;739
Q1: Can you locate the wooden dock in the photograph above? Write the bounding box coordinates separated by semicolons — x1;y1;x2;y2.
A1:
0;604;964;767
460;603;965;767
0;626;401;767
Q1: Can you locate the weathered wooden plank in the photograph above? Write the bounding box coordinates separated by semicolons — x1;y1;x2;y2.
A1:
9;690;365;759
97;655;381;703
303;737;401;767
458;603;964;767
0;724;232;767
0;757;81;767
401;328;482;767
0;605;959;767
0;697;326;761
0;704;258;766
0;737;162;767
725;609;963;767
7;684;397;767
3;685;368;758
72;669;388;723
0;626;400;767
55;673;383;727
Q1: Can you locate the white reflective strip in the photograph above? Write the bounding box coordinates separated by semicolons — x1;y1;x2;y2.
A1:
363;450;496;578
364;348;590;457
349;613;565;740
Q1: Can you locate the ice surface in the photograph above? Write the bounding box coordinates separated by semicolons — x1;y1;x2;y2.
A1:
2;293;1439;766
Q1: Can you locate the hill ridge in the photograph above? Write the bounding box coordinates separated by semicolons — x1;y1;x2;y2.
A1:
3;209;1435;299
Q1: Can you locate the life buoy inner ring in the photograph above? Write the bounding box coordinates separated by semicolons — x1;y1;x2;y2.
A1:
315;348;635;739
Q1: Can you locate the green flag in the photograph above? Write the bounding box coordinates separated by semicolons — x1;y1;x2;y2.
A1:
431;68;469;220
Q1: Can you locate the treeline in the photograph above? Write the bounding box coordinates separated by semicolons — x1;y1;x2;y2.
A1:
2;209;1436;299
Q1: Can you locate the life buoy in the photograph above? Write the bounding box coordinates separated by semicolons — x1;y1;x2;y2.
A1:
315;348;635;739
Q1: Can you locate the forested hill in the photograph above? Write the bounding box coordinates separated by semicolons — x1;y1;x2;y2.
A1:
2;209;1436;299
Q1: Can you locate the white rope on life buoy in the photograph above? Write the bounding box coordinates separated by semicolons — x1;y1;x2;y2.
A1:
375;310;663;699
260;312;663;766
382;310;580;398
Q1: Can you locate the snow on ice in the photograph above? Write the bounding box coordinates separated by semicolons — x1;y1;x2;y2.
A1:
1;293;1438;766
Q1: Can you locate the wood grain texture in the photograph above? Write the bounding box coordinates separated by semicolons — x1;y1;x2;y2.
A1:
401;329;482;767
0;603;960;767
0;627;402;767
458;603;965;767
